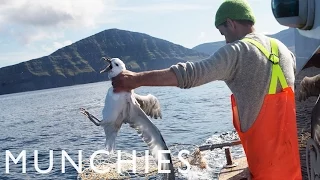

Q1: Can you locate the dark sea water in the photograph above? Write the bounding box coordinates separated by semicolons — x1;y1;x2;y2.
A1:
0;81;245;180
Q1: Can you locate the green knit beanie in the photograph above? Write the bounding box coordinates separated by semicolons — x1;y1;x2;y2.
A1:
215;0;256;27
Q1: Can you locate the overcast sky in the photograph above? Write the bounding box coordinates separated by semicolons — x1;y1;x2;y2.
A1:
0;0;288;68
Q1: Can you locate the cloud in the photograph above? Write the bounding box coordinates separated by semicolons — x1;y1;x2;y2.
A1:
111;3;211;13
42;40;73;53
0;0;116;44
0;1;211;45
8;27;65;45
54;40;72;49
0;0;115;27
7;4;73;27
198;32;206;39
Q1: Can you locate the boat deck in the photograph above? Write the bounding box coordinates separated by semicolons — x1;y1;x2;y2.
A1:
218;157;249;180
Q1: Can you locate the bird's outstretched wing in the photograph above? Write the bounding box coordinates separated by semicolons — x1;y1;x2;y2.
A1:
126;100;174;179
133;93;162;119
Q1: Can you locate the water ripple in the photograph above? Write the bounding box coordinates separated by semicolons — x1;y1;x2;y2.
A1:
0;81;237;179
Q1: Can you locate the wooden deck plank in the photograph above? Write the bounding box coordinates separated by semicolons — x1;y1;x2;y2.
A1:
218;157;249;180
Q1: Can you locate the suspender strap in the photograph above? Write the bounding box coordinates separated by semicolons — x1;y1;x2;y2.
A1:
241;38;289;94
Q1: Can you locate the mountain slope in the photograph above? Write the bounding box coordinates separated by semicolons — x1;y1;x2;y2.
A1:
0;28;207;95
192;28;295;55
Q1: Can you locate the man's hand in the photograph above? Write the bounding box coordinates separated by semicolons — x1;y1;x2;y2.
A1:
111;68;178;92
112;70;141;92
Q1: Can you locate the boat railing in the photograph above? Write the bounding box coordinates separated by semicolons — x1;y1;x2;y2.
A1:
198;140;242;167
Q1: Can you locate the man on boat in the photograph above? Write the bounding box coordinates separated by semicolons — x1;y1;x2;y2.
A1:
111;0;302;179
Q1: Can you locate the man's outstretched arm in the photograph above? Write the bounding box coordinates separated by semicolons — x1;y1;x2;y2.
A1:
112;43;239;92
112;68;178;92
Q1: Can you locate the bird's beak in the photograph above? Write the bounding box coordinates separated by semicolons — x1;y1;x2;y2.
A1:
100;57;112;73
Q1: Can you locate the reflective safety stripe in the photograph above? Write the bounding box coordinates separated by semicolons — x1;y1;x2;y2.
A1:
241;38;289;94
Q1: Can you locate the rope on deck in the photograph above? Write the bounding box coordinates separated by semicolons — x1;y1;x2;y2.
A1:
77;144;207;180
198;141;242;151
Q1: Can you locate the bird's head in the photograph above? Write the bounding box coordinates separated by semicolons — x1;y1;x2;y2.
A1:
100;57;126;78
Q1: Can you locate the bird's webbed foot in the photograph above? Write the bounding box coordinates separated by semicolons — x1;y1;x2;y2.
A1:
80;108;101;126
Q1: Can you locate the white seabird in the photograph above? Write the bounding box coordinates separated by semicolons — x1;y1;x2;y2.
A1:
80;57;175;179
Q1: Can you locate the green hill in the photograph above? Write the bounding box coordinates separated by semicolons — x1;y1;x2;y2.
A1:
0;28;207;95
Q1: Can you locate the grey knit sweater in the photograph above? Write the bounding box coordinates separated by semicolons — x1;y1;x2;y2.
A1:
170;33;296;132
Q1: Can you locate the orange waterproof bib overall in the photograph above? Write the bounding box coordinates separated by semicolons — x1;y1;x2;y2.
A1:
231;38;302;179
